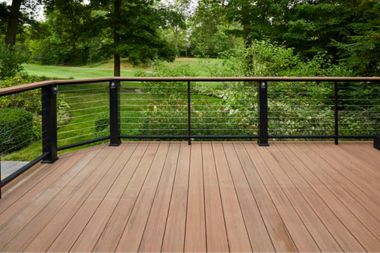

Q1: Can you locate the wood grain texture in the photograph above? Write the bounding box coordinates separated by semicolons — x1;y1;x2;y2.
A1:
184;143;207;252
0;142;379;253
161;143;190;252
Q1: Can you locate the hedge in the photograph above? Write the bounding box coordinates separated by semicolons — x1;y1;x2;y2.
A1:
0;108;33;154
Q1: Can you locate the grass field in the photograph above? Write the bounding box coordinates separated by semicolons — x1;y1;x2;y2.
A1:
23;57;222;79
23;63;144;79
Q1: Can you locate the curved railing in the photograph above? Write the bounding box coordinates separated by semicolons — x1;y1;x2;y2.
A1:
1;76;379;195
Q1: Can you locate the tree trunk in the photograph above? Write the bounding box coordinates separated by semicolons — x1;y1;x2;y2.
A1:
114;53;121;76
113;0;121;76
174;26;179;57
5;0;23;46
244;37;254;76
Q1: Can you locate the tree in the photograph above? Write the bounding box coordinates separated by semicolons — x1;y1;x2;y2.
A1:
4;0;23;46
26;0;175;69
87;0;175;71
113;0;121;76
225;0;288;47
189;0;241;58
162;6;186;56
27;0;103;65
281;0;380;75
223;0;289;75
3;0;50;46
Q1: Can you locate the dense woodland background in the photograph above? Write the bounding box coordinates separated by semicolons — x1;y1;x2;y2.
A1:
0;0;379;79
0;0;379;162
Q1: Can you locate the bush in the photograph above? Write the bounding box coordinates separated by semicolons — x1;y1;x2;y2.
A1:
0;74;47;114
0;44;27;80
0;108;33;154
95;113;109;137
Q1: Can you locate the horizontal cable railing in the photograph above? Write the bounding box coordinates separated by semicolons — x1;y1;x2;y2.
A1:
0;76;379;196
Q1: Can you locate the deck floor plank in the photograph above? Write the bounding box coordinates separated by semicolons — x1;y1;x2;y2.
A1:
0;146;107;250
0;150;87;217
93;143;160;252
223;143;275;252
302;145;380;240
305;144;380;214
4;145;131;252
184;143;207;252
311;144;380;198
244;143;321;252
287;144;380;251
271;144;365;251
212;143;252;252
315;144;380;189
115;143;170;252
138;143;180;252
68;143;148;252
0;141;379;253
202;143;229;252
338;144;380;172
46;144;137;252
161;143;190;252
233;143;297;252
257;145;343;252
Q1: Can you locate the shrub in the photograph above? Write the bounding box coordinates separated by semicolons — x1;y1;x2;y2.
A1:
57;97;71;127
0;74;47;114
0;44;27;80
0;108;33;154
95;113;109;137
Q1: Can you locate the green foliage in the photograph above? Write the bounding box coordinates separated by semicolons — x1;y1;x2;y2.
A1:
25;0;176;66
281;0;380;75
95;113;109;137
161;5;187;56
189;1;242;58
0;44;27;79
57;97;71;126
221;41;352;77
113;0;176;64
141;41;377;138
27;3;110;65
225;0;288;43
0;108;33;154
0;2;8;37
0;74;44;113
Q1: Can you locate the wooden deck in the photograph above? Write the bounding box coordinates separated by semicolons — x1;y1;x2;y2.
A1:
0;142;379;252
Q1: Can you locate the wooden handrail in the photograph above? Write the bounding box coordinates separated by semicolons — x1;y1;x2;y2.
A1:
1;76;380;96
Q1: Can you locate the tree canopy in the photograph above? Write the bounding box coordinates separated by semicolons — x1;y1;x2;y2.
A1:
1;0;379;76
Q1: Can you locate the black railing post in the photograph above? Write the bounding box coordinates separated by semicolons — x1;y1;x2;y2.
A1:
110;80;121;146
0;155;2;198
375;134;380;150
258;81;269;146
334;82;339;145
187;81;192;145
42;85;58;163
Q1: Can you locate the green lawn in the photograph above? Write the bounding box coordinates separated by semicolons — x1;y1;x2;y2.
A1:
22;57;222;79
23;64;141;79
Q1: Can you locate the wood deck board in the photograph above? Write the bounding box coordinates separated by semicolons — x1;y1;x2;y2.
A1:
0;141;379;252
285;144;380;241
244;143;321;252
271;144;365;251
257;145;343;252
161;143;190;252
0;147;106;250
184;143;207;252
4;146;130;252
